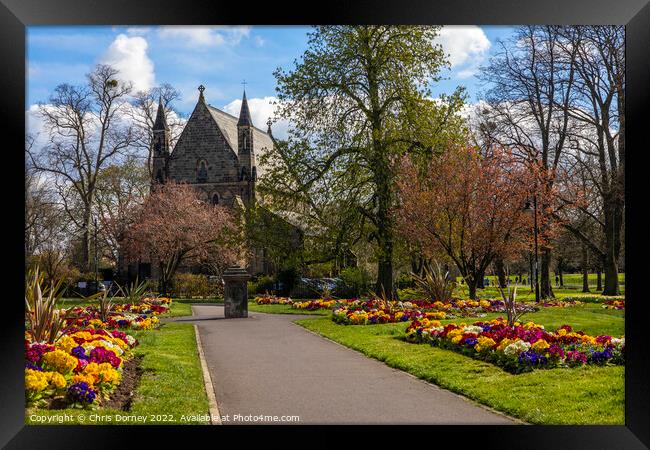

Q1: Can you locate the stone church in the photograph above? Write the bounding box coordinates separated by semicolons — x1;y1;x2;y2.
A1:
135;85;301;279
151;84;272;208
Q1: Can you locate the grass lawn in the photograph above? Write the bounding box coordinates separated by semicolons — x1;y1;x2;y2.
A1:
247;301;329;315
26;323;210;425
453;286;625;301
295;304;624;425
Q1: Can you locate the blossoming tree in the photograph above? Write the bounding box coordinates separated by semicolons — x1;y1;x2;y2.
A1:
121;182;243;294
396;146;533;299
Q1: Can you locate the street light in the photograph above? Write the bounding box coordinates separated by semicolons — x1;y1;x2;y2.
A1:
523;197;540;303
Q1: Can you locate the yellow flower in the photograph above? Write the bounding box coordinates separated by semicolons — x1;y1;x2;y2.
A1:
45;371;67;389
557;328;567;336
89;319;105;329
451;335;463;344
42;349;78;374
531;339;550;351
447;329;463;339
497;338;515;352
477;336;496;350
25;369;49;392
72;374;95;388
55;335;77;353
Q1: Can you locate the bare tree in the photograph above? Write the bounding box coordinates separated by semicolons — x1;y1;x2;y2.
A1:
479;25;578;299
127;84;184;177
554;25;624;295
26;64;138;271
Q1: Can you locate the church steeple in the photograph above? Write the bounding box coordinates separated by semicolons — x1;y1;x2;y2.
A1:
153;96;167;131
151;95;171;187
237;90;253;127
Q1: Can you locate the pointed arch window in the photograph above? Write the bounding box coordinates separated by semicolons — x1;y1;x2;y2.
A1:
252;167;257;181
197;160;208;183
212;193;219;205
156;169;164;183
240;166;249;181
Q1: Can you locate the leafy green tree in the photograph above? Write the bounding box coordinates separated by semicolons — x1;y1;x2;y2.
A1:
264;26;466;298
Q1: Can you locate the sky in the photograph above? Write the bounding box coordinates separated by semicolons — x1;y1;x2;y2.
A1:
27;25;517;139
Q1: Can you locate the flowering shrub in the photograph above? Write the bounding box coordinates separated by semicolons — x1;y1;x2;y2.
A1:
405;317;624;373
254;295;293;305
25;328;138;409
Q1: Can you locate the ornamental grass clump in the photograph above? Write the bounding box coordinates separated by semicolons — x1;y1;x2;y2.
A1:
412;262;456;303
25;267;68;344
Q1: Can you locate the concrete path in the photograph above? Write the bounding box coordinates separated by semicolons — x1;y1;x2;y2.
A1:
183;305;515;425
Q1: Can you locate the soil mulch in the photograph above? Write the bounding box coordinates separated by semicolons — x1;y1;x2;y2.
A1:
102;355;144;411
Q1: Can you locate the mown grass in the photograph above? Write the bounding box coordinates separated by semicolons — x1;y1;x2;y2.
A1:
247;302;329;316
26;323;209;425
295;304;624;425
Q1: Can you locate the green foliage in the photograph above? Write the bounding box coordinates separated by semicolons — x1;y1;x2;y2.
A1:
277;268;300;297
396;287;426;300
563;295;625;303
334;267;371;298
114;277;149;304
172;273;214;298
249;275;276;295
25;267;67;344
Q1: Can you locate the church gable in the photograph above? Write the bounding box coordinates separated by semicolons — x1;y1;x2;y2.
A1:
168;99;239;184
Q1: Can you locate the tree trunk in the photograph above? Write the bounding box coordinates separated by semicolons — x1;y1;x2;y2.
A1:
467;278;478;300
476;267;485;289
529;253;534;291
540;248;554;299
602;209;621;296
494;257;507;288
596;267;602;292
557;258;564;287
581;243;590;293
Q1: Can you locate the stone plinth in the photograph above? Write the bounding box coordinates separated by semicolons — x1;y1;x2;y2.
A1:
222;267;251;318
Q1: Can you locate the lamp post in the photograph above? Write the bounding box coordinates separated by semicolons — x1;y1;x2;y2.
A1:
524;197;540;303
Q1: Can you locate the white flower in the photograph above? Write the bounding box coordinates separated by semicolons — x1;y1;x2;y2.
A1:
464;325;484;335
504;340;531;356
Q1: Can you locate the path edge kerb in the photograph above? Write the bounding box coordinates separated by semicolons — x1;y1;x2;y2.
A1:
292;318;527;425
193;311;222;425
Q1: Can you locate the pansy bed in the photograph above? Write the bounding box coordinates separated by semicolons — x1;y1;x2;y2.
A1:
405;317;624;373
25;328;138;409
63;297;171;330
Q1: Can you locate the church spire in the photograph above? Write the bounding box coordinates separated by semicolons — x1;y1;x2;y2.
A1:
237;90;253;127
153;95;167;130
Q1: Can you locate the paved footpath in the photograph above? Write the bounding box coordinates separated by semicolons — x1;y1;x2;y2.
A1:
177;305;515;425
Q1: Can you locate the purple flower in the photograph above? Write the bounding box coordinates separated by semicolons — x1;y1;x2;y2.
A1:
66;382;96;404
25;362;43;371
71;346;88;360
518;349;548;367
465;337;478;347
591;348;613;365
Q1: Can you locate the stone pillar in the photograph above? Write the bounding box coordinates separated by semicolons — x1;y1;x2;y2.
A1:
222;267;251;318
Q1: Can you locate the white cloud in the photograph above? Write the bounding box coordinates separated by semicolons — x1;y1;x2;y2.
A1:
100;34;155;92
223;96;290;140
436;26;491;79
157;26;251;48
126;27;151;36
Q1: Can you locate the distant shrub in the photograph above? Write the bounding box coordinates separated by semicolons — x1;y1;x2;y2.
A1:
397;287;426;300
172;273;213;298
334;267;371;298
250;275;276;295
277;268;300;297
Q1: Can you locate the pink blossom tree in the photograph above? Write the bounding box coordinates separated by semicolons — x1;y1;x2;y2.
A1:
121;182;243;294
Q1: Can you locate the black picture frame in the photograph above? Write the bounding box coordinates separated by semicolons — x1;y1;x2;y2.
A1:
2;0;649;447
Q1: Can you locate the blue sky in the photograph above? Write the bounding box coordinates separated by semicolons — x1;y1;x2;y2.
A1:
27;25;517;136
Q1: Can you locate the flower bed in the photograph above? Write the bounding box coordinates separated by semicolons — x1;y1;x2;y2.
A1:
602;300;625;310
64;307;162;330
25;328;138;409
405;317;624;373
539;300;584;308
254;295;293;305
331;298;536;325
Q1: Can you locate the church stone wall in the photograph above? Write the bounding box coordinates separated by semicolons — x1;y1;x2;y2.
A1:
168;101;241;186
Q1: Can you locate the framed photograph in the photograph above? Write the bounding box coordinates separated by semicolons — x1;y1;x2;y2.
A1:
2;0;649;447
